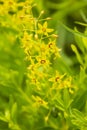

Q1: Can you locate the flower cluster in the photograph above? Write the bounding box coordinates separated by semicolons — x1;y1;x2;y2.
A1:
0;0;77;128
19;0;76;111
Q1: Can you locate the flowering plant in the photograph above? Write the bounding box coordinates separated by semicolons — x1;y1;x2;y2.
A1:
0;0;87;130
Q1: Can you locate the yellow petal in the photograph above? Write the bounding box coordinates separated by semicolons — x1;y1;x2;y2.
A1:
47;28;54;32
43;21;47;28
38;23;42;29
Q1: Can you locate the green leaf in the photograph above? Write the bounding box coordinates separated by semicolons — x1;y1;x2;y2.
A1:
82;29;87;49
0;113;8;122
60;22;87;38
11;102;17;122
80;10;87;23
5;110;10;121
71;44;83;65
63;88;70;108
74;28;85;53
71;109;87;129
63;88;73;109
56;98;65;111
75;21;87;27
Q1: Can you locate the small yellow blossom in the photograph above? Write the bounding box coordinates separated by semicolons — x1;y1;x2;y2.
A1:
58;76;75;91
63;77;72;88
39;42;49;56
32;95;48;108
2;0;17;15
48;39;61;58
49;71;65;83
21;32;33;56
38;21;54;36
27;61;38;71
36;55;50;69
48;40;56;49
49;71;66;91
22;31;33;45
27;70;40;89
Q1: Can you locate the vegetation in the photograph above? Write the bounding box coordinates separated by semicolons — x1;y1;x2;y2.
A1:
0;0;87;130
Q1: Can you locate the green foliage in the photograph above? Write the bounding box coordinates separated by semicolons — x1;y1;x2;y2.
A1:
0;0;87;130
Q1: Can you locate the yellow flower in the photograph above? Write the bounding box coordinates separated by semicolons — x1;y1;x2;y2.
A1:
48;39;61;58
36;55;50;69
22;31;33;45
32;95;48;108
22;31;40;60
27;70;40;90
62;77;72;89
49;71;65;83
48;40;56;50
2;0;17;15
27;61;38;72
38;21;54;36
21;31;33;56
58;76;75;92
38;42;49;56
49;71;66;91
